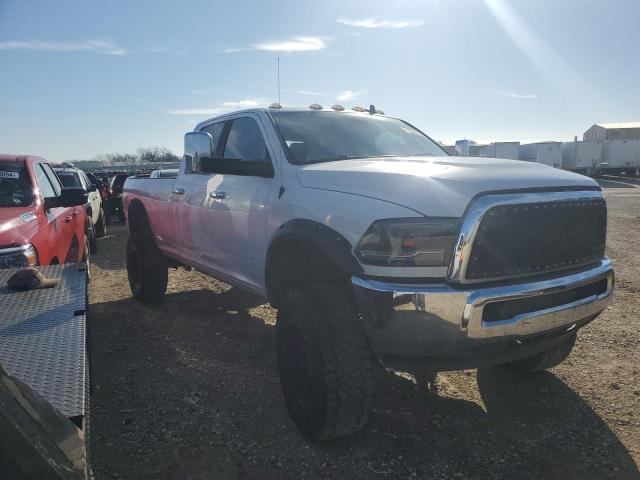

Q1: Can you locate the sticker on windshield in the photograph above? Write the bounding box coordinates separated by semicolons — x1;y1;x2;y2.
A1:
20;212;36;223
0;170;20;179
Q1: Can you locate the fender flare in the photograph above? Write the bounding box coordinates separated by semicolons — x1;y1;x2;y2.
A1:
265;219;363;305
267;219;363;275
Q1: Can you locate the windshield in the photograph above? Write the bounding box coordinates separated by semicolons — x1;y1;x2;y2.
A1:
0;161;33;207
272;111;446;165
56;171;82;188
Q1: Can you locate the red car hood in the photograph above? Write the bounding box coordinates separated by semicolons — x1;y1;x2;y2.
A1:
0;207;40;247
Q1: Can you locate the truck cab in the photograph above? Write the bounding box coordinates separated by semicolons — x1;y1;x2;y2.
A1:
0;155;88;268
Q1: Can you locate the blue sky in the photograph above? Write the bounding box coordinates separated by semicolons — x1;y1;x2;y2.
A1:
1;0;639;161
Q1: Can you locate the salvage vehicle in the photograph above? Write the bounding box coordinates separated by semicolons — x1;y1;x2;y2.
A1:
123;106;614;440
0;154;88;268
55;166;107;253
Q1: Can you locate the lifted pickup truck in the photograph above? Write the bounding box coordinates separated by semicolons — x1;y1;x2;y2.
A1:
123;106;613;440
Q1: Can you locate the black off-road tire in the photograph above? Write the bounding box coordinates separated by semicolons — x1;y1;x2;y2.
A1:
276;284;374;441
501;334;577;373
126;233;168;303
95;208;107;238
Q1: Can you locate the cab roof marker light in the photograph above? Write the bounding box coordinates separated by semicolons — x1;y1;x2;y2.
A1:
309;103;323;110
331;104;345;111
269;102;282;109
352;106;365;112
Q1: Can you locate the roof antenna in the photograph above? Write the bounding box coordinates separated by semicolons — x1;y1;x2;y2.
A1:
368;104;376;115
277;57;281;107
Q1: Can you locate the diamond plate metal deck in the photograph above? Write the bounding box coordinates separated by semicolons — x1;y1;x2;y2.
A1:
0;263;87;418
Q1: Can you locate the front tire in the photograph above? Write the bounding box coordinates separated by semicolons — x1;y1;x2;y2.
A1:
276;284;373;441
126;234;168;303
500;334;577;373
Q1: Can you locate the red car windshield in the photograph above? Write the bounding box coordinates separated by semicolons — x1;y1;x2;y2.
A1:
0;161;33;207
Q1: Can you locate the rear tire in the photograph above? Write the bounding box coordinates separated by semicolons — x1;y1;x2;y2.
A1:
95;209;107;238
126;234;168;303
500;334;577;373
276;284;373;441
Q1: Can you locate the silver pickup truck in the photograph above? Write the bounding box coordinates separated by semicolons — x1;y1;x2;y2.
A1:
123;106;614;440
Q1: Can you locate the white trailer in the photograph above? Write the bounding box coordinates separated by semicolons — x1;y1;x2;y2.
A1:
478;142;520;160
520;142;563;168
602;139;640;175
562;140;603;175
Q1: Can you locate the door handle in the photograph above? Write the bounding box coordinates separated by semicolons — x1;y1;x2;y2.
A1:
173;187;185;195
64;216;72;224
210;191;227;200
72;211;78;217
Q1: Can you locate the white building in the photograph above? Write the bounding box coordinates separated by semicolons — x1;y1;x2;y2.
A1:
584;122;640;142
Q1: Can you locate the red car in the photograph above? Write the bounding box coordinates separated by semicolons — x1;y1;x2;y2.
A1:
0;154;88;268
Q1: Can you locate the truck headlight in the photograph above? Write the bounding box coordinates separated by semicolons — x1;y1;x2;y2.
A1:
355;218;460;267
0;244;39;269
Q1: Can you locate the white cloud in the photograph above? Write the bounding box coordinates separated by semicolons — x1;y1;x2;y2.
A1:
497;91;538;99
337;18;423;29
0;39;128;55
284;89;332;98
168;98;267;115
336;89;368;102
252;36;326;53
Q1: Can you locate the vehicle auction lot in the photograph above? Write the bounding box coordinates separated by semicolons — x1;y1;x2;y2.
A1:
89;185;639;480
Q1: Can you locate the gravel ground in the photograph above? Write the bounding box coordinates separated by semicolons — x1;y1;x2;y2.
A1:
89;185;640;480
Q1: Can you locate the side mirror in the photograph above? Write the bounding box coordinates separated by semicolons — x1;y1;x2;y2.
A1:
44;188;87;210
60;187;88;207
184;132;214;173
88;184;97;193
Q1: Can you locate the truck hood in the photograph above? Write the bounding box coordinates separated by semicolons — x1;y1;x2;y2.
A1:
296;156;599;217
0;207;39;246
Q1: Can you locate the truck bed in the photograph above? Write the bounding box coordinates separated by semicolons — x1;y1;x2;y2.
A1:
0;263;88;419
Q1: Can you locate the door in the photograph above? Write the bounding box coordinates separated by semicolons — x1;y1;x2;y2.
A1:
199;114;277;290
32;163;78;263
172;121;226;265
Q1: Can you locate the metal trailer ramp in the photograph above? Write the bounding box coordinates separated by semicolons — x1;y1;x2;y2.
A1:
0;264;88;419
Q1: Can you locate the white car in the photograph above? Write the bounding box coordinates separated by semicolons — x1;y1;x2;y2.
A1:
55;167;106;253
123;106;614;440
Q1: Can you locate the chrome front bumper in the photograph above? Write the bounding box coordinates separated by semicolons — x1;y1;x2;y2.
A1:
351;258;614;371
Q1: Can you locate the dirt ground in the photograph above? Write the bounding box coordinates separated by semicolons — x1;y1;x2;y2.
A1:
88;183;640;480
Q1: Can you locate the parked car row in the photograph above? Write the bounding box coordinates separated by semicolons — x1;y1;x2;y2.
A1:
54;166;107;253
